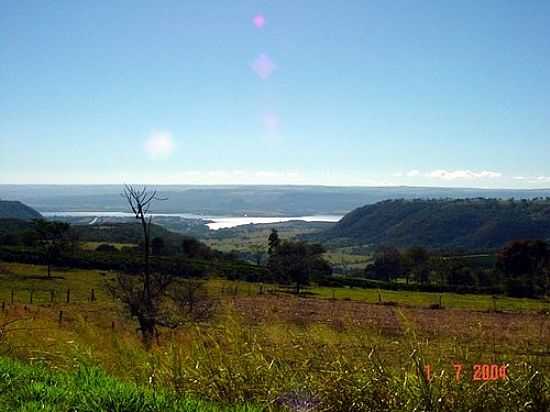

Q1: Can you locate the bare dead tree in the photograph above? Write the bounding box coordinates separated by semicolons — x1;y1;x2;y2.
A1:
123;185;166;302
108;185;166;347
109;185;214;348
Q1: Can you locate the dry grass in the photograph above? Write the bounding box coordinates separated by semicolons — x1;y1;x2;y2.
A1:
0;261;548;410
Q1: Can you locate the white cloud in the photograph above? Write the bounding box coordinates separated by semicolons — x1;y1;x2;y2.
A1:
144;130;175;159
511;175;550;184
426;169;502;180
255;170;302;179
406;169;421;177
393;169;502;181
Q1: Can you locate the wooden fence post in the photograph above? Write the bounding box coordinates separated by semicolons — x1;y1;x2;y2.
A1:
58;310;63;324
90;289;96;302
30;290;33;304
50;290;55;303
66;288;71;304
1;301;5;312
10;289;14;304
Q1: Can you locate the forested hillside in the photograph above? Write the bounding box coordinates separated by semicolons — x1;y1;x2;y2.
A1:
313;198;550;250
0;200;41;220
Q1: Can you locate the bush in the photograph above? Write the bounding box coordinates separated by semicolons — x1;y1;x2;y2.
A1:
95;243;119;253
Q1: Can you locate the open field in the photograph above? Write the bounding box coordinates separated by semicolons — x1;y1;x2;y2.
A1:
203;222;332;252
0;261;549;411
80;241;137;251
207;277;550;312
310;285;550;312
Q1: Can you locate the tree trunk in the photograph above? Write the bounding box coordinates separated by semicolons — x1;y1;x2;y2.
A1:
139;316;156;350
140;213;151;305
139;213;156;350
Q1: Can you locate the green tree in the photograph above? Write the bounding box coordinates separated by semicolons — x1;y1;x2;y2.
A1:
0;233;18;246
497;240;549;297
181;237;202;258
96;243;118;253
268;240;332;294
151;237;165;256
439;258;476;286
365;247;402;282
21;230;40;247
250;244;266;265
403;246;431;284
268;229;280;255
32;219;70;278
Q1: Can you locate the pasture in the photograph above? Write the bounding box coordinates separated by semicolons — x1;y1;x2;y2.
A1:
0;261;548;411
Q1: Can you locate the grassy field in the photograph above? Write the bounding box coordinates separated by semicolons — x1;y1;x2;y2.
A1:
203;222;331;253
80;241;136;251
0;261;549;411
311;285;550;312
206;278;550;312
0;357;260;412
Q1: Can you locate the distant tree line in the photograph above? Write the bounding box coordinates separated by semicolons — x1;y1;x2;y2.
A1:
365;240;550;298
0;218;267;283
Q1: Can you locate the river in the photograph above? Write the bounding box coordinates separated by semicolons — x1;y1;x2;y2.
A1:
41;211;342;230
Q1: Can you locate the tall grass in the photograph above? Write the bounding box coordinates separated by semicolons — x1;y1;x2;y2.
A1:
0;356;260;412
0;262;548;411
98;309;548;411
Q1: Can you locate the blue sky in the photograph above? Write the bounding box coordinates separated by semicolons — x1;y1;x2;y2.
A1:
1;1;550;187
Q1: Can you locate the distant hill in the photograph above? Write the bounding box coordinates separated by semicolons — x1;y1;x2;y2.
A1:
0;201;41;220
2;185;550;216
310;199;550;250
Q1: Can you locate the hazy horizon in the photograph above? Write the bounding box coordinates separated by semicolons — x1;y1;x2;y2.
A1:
2;183;550;191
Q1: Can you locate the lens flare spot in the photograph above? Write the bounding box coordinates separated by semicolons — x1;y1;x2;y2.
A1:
263;112;280;132
253;15;266;28
144;130;175;159
251;53;276;80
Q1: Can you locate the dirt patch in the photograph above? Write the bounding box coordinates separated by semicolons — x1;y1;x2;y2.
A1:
230;295;550;347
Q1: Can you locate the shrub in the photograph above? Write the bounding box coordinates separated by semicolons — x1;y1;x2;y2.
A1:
95;243;119;253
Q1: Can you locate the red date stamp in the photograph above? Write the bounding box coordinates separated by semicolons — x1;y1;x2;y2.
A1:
423;363;508;382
